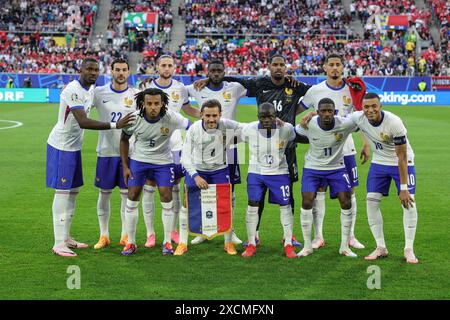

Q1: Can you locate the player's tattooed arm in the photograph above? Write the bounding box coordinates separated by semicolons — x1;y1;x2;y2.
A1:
120;132;133;186
395;143;414;209
71;109;135;130
360;133;371;164
182;103;201;118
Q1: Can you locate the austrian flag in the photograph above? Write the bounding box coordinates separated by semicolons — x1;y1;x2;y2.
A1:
187;184;232;240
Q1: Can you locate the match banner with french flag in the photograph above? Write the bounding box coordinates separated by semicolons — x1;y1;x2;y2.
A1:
187;184;232;240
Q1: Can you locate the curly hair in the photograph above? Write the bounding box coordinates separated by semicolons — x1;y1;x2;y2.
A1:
134;88;170;118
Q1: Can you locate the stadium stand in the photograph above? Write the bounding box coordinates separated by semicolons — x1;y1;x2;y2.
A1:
185;0;351;38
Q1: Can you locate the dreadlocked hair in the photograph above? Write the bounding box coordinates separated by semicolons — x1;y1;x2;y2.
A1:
134;88;170;118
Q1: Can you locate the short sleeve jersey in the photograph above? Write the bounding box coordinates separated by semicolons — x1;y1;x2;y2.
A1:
241;121;296;175
122;109;190;164
93;84;138;157
350;110;415;166
295;116;358;170
47;80;95;151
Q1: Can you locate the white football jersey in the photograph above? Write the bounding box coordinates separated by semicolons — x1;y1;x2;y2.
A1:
47;80;95;151
295;116;358;170
181;118;245;176
242;122;296;175
122;109;190;165
143;79;190;151
300;80;357;156
186;81;247;120
93;84;138;157
350;111;415;166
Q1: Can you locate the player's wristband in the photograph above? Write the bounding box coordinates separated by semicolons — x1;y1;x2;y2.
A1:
110;122;117;129
400;184;408;191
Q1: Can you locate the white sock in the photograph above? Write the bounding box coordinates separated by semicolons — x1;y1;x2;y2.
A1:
300;208;313;250
125;199;139;245
52;190;70;247
280;205;293;246
350;193;357;238
366;192;386;248
171;184;180;233
179;206;188;245
142;185;156;236
403;194;417;250
312;192;326;239
64;188;79;241
119;189;128;237
246;206;259;245
340;208;352;250
161;201;174;244
97;189;112;237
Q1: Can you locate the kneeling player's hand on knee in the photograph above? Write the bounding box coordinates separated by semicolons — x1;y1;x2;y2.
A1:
194;176;209;190
399;190;414;209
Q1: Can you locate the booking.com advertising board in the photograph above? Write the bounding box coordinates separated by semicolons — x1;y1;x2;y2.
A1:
0;74;449;106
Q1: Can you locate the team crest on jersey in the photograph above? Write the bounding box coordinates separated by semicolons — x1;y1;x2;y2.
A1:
343;95;352;105
160;127;170;136
334;133;344;142
380;132;391;143
124;97;133;107
285;88;293;95
222;91;231;101
61;177;67;184
171;91;180;102
277;140;285;149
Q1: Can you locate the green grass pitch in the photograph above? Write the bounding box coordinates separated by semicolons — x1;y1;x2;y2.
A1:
0;103;449;300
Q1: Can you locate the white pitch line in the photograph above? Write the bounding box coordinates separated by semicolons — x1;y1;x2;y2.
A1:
0;120;23;130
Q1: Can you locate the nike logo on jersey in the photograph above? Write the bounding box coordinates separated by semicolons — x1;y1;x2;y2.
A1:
103;100;110;103
262;90;271;93
201;96;208;99
312;138;319;141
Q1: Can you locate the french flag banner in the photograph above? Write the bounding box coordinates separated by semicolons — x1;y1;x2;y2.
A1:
187;184;232;240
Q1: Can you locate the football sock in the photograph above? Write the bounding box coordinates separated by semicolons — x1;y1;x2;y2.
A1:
179;206;188;245
366;192;386;248
256;188;267;231
52;190;70;247
161;201;174;245
64;188;79;241
171;184;180;233
280;205;293;246
125;199;139;245
350;193;357;238
97;189;112;237
403;194;417;250
300;208;313;250
340;208;353;250
312;192;326;240
246;206;259;246
142;185;156;236
119;189;128;237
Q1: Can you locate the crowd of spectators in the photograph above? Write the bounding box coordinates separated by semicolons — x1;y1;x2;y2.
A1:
185;0;352;38
109;0;173;52
0;30;124;74
152;32;446;77
0;0;97;35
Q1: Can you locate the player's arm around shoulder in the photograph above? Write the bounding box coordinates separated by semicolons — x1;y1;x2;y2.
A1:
293;123;309;144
